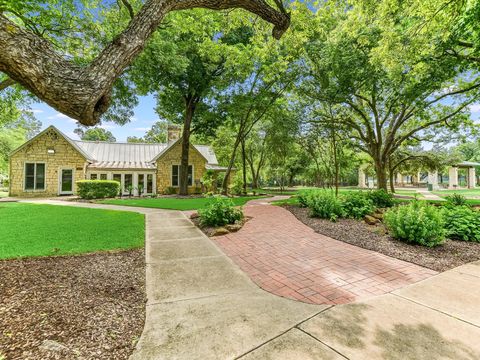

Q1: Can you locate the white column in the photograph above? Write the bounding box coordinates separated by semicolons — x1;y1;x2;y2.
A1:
396;173;403;186
448;167;458;189
468;167;476;189
358;168;367;188
133;173;138;196
428;171;439;190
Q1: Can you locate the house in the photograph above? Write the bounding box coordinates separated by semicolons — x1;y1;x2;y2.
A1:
9;125;228;197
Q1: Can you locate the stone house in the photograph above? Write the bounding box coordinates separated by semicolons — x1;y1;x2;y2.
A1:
9;125;228;197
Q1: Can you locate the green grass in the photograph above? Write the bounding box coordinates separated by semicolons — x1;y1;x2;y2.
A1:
0;203;144;259
432;189;480;197
98;195;265;211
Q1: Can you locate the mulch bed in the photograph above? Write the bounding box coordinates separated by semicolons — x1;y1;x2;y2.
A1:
285;205;480;272
0;249;145;360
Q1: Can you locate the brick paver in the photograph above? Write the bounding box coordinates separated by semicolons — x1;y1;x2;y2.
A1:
211;197;437;305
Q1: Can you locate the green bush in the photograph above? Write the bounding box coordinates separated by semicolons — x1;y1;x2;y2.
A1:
384;201;445;247
164;186;177;195
297;190;313;208
445;193;467;207
77;180;120;199
367;189;394;208
308;190;344;221
341;192;374;219
198;196;243;227
442;206;480;242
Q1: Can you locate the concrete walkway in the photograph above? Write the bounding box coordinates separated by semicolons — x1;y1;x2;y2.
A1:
416;189;445;201
22;199;480;359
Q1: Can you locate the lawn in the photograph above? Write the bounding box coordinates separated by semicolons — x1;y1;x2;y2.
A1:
0;203;144;259
98;195;265;210
433;189;480;197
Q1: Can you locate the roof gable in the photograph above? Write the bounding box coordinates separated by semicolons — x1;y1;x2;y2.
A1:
9;125;92;161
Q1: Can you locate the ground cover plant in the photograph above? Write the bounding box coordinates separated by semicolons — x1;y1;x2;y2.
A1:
198;196;243;227
99;195;264;211
384;201;446;247
442;206;480;242
0;203;144;259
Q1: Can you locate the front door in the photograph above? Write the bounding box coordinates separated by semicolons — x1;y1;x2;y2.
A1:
60;169;73;195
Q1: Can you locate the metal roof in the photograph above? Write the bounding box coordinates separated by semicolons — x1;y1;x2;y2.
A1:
457;161;480;167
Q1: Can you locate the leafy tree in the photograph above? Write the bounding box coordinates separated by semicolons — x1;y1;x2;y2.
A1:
301;1;480;190
74;127;116;142
127;121;168;143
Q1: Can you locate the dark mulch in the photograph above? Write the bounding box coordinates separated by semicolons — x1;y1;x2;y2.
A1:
285;205;480;272
0;249;145;360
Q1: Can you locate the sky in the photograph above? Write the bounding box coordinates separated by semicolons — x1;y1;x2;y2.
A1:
31;94;160;142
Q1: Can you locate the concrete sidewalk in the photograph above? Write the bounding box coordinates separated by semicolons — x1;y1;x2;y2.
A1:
22;199;480;359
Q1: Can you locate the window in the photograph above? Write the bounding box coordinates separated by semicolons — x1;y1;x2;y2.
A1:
90;173;98;180
24;163;45;190
124;174;133;191
100;173;107;180
172;165;193;187
146;174;153;193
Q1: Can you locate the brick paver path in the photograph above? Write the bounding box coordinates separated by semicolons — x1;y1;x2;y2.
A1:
211;197;437;305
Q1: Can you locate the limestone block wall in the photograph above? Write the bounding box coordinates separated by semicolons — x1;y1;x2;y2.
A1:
9;128;88;197
156;141;207;194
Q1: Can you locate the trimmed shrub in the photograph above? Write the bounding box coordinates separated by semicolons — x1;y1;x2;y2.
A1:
341;192;374;219
367;189;394;208
77;180;120;199
164;186;177;195
308;190;344;221
445;193;467;207
198;196;243;227
384;201;445;247
442;206;480;242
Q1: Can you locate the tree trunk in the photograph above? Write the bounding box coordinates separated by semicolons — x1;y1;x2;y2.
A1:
222;135;242;194
374;160;388;191
179;98;196;196
0;2;289;125
388;162;395;193
331;128;339;197
241;137;247;195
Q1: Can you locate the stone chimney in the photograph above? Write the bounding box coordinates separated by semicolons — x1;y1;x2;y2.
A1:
167;124;181;144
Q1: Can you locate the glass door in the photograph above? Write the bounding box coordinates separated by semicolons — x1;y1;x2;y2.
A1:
60;169;73;194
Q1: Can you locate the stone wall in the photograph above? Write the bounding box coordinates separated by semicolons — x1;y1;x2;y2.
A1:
9;128;88;197
156;141;207;194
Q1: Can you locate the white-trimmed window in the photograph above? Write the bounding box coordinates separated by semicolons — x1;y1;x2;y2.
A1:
172;165;193;187
24;162;45;190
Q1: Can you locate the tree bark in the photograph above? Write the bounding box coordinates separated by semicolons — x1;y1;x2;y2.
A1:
374;160;388;191
241;137;247;195
0;0;289;125
179;97;196;195
388;162;395;193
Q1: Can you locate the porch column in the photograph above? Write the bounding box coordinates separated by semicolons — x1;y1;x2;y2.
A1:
428;171;439;190
396;173;403;186
448;167;458;189
358;168;367;188
468;167;476;189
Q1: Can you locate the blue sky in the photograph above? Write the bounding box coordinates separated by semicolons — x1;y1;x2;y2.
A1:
31;94;160;142
31;96;480;143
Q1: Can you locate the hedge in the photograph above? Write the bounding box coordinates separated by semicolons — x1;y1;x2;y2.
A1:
77;180;120;199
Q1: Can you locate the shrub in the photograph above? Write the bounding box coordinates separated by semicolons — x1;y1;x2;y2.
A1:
367;189;394;208
308;190;344;221
445;193;467;207
198;196;243;227
341;192;374;219
442;206;480;242
77;180;120;199
297;190;313;208
164;186;177;195
384;201;445;247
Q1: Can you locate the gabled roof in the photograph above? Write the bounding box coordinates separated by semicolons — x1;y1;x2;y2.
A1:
11;125;219;170
10;125;92;161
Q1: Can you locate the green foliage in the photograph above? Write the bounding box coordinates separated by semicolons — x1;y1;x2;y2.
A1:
163;186;177;195
229;176;244;195
341;192;374;219
75;127;116;142
445;193;468;207
198;196;243;227
384;202;445;247
307;190;344;221
442;206;480;242
297;190;312;208
367;189;394;208
76;180;120;200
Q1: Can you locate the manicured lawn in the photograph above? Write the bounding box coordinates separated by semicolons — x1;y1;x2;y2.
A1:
433;189;480;197
98;195;265;210
0;203;144;259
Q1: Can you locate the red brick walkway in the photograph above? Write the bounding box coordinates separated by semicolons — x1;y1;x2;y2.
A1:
210;197;437;305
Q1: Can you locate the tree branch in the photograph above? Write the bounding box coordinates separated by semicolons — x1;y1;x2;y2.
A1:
0;77;15;91
0;0;290;126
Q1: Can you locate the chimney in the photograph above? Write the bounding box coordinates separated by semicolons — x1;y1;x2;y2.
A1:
167;124;181;144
